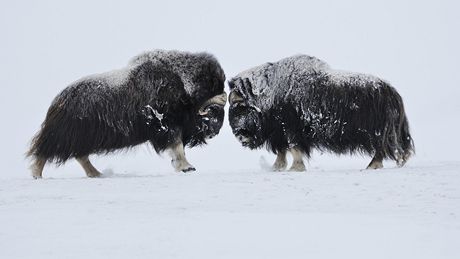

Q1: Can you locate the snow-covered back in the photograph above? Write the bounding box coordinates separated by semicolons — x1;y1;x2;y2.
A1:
232;55;387;110
130;50;224;96
71;67;134;88
66;49;223;98
328;69;382;86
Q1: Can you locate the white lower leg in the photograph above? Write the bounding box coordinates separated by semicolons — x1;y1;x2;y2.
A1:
396;152;410;167
76;156;102;177
168;141;195;172
272;150;287;171
31;158;46;179
396;158;405;167
289;148;306;172
366;155;383;169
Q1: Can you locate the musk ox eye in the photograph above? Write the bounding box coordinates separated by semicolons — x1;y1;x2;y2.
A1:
198;92;227;116
202;107;212;114
229;91;245;106
200;103;224;116
230;102;246;108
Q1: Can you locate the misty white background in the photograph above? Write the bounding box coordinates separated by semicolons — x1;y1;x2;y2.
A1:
1;1;459;258
1;0;459;177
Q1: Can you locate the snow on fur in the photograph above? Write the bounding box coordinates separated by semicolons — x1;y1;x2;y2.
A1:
228;55;414;166
28;50;226;171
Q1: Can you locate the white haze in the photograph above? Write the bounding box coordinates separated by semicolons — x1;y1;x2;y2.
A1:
0;0;459;258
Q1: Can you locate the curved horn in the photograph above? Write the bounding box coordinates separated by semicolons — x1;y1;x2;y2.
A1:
198;91;227;115
229;91;244;106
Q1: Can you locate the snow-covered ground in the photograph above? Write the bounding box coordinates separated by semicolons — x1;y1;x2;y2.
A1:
1;159;459;259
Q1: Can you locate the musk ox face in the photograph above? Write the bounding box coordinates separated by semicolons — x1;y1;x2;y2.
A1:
197;92;227;139
200;105;225;139
228;91;264;148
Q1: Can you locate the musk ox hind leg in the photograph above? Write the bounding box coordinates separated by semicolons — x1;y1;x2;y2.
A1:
272;150;287;171
168;140;196;173
396;153;410;168
76;156;102;178
31;158;46;179
289;148;306;172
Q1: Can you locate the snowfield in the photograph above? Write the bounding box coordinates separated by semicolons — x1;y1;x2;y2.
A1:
1;160;459;259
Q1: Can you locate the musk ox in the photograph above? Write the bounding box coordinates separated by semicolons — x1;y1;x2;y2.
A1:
228;55;414;171
28;50;227;178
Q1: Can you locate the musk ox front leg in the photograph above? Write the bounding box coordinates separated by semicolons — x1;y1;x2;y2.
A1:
366;153;383;170
76;156;102;177
272;150;287;171
289;148;306;172
31;158;46;179
168;140;196;173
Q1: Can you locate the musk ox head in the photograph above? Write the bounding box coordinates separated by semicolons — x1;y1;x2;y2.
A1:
197;91;227;139
228;90;264;148
193;59;227;140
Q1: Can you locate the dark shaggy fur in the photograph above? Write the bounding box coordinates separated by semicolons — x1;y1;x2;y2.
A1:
28;50;225;165
228;55;414;166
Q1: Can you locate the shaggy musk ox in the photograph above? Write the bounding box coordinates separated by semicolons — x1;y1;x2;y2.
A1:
228;55;414;171
28;50;227;178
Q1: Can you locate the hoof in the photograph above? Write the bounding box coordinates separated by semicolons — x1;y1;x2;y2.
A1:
288;160;306;172
272;162;287;172
32;175;42;179
366;163;383;170
86;169;102;178
87;172;102;178
289;167;306;172
172;158;195;173
182;167;196;173
396;159;406;168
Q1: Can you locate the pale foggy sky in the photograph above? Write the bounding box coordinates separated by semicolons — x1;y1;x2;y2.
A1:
0;0;459;177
